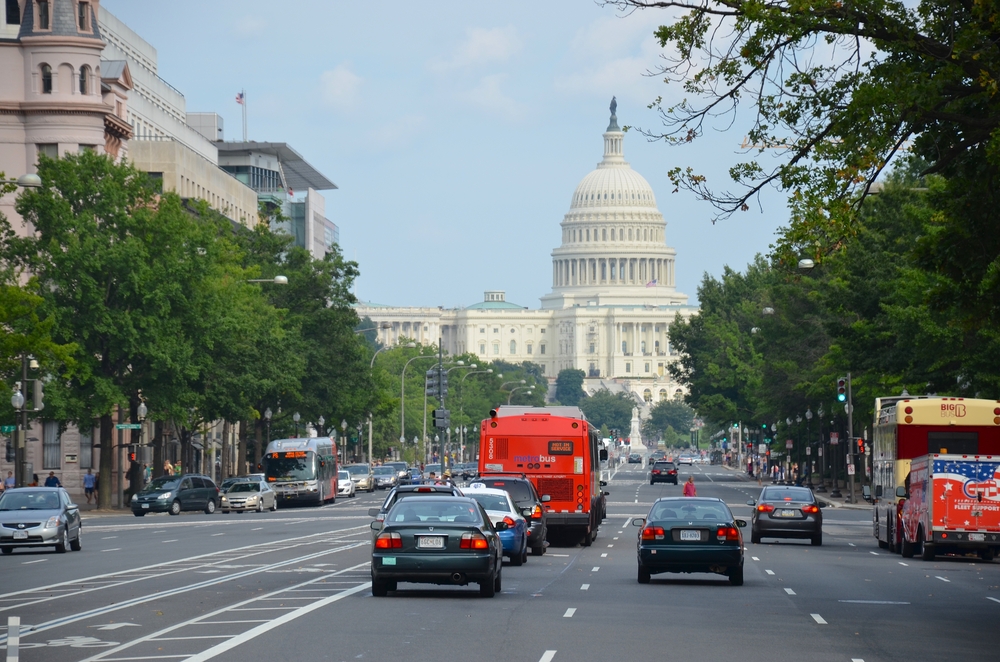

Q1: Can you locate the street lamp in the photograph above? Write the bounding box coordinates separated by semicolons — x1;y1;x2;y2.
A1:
317;415;325;437
264;407;272;449
246;275;288;284
370;341;417;370
805;408;814;488
500;379;526;391
0;173;42;188
293;412;301;438
508;385;534;405
401;354;437;442
10;387;24;410
434;434;440;466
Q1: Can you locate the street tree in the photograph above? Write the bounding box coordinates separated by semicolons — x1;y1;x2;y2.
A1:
555;368;586;407
579;389;634;432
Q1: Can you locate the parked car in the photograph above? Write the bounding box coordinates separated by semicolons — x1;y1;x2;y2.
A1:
747;485;824;546
463;484;529;565
373;466;398;490
370;496;506;597
221;481;277;513
634;497;746;585
474;475;549;556
384;462;411;486
131;474;220;516
344;464;375;493
219;474;266;493
0;488;82;554
650;461;679;485
337;469;357;498
628;454;643;464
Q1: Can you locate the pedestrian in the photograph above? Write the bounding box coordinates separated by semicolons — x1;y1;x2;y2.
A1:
30;473;39;486
3;471;14;490
44;471;62;487
83;468;96;504
143;464;151;483
682;475;697;497
163;459;174;477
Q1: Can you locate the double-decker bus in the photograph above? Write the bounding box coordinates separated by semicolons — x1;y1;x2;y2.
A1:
261;437;338;506
870;396;1000;552
478;406;608;546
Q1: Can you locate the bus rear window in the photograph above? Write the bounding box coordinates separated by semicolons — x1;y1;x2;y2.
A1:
928;431;978;455
548;441;574;455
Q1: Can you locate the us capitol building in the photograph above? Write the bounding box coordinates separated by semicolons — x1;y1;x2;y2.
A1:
357;101;698;405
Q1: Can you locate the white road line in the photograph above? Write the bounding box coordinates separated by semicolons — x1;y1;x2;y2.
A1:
162;539;178;543
101;536;117;539
765;569;775;575
101;548;121;552
987;597;1000;605
549;554;569;557
613;537;619;540
936;576;950;582
852;659;865;661
607;544;613;548
811;613;827;624
591;567;600;572
581;584;589;590
848;543;856;547
751;556;760;561
869;551;879;555
898;562;908;566
21;559;46;565
211;533;225;537
784;588;796;595
251;528;262;531
539;652;557;662
601;553;607;558
563;608;576;618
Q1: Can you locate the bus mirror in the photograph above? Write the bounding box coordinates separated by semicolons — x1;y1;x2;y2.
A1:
600;480;607;487
874;485;883;498
895;486;907;498
541;495;551;503
599;449;608;461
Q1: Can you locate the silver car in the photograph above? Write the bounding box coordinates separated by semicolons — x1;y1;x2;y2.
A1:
0;487;83;554
220;481;277;513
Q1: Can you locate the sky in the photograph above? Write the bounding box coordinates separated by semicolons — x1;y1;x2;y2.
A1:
103;0;789;308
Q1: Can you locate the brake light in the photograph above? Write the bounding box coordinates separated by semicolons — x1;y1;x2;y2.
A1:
652;470;660;474
716;526;740;541
502;516;516;528
801;504;820;514
641;526;665;541
783;497;792;501
416;487;433;492
375;532;402;549
531;505;542;519
460;532;489;550
669;470;677;474
757;503;775;513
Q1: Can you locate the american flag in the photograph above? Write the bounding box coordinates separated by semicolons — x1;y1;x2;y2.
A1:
932;459;1000;499
645;279;657;288
236;92;245;105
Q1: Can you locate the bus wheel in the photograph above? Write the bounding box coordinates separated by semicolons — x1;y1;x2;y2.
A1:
878;539;889;549
901;533;914;558
581;526;592;547
980;548;995;562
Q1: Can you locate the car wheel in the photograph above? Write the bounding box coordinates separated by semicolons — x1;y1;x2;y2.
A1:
133;511;146;517
54;529;69;554
169;500;182;516
728;565;744;586
531;544;545;556
270;499;278;512
70;528;82;552
878;539;889;549
205;499;217;515
494;564;502;592
509;545;523;566
810;532;822;546
751;529;761;545
371;578;389;597
979;548;995;561
0;547;11;555
650;480;655;485
920;533;935;561
256;501;264;513
521;544;529;565
479;575;497;597
901;534;914;558
637;563;651;584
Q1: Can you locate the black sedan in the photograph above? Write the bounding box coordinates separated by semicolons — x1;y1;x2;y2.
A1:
634;497;746;585
747;485;824;546
627;453;643;464
650;461;678;485
370;496;506;597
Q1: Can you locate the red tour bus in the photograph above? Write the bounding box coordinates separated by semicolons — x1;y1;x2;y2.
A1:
479;406;608;545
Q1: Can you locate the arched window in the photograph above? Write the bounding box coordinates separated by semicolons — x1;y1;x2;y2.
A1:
40;64;52;93
602;228;607;241
628;228;633;240
610;228;615;240
510;340;517;354
79;65;89;95
493;343;500;355
526;343;533;355
643;389;652;403
659;389;667;400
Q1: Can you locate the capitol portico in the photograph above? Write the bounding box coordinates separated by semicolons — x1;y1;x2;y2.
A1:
356;101;699;406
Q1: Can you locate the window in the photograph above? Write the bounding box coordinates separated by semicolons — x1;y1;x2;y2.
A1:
621;341;627;353
480;327;485;334
77;1;90;30
493;343;500;355
493;328;498;334
79;428;93;469
37;0;48;29
540;344;546;355
625;362;632;373
79;65;88;95
641;341;646;353
479;343;486;354
611;229;615;240
643;389;652;402
510;340;516;354
526;343;533;355
41;63;52;93
6;0;20;24
540;328;546;334
602;229;607;240
79;144;96;153
540;364;546;374
644;363;651;373
43;421;60;469
659;389;667;400
589;343;595;354
36;143;57;159
510;328;515;333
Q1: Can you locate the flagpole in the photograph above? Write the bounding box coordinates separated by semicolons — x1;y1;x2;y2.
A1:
242;89;247;142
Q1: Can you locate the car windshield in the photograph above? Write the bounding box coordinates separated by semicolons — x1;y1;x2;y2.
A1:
228;483;260;493
467;493;511;512
762;487;814;502
650;501;732;522
483;480;532;503
387;499;482;525
0;490;61;511
338;471;350;480
424;464;442;474
373;467;394;476
345;465;370;476
141;477;180;493
265;453;317;481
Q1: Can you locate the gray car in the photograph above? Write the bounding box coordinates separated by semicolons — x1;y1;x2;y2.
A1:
0;487;83;554
131;474;220;516
220;481;277;513
344;464;375;492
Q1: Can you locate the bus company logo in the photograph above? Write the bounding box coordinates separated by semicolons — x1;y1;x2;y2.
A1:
514;454;556;464
940;403;967;417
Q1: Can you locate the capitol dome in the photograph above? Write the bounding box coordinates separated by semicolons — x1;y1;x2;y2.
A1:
540;101;686;310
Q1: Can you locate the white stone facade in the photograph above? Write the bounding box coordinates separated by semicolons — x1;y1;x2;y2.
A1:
357;105;698;406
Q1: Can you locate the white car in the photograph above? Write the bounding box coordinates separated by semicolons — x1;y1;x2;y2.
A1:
337;470;356;498
462;484;529;566
678;456;693;465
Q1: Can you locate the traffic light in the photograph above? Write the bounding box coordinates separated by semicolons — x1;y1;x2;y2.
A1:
5;439;13;462
128;445;137;462
732;422;738;429
432;408;450;429
33;379;44;411
837;377;847;402
857;439;866;455
425;369;448;399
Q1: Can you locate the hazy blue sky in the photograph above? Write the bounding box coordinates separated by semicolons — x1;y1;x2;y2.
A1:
103;0;788;308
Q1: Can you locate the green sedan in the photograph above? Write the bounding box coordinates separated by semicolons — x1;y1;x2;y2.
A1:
634;497;747;586
370;496;507;597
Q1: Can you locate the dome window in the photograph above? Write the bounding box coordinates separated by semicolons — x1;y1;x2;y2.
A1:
79;66;89;95
40;64;52;94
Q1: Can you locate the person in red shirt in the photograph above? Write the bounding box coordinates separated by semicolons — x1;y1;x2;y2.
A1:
682;476;697;497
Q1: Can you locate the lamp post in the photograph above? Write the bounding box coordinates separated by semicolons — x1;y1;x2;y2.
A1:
815;404;826;492
264;407;272;446
500;379;526;391
508;385;534;405
246;275;288;285
0;173;42;188
401;354;437;443
434;434;440;466
316;415;325;437
292;412;301;438
10;379;25;488
805;408;814;487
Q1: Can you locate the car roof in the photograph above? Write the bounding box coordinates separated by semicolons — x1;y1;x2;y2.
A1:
653;496;725;504
389;495;476;507
462;486;513;497
394;485;459;493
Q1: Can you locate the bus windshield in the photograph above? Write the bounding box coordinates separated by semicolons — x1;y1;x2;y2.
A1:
265;452;316;481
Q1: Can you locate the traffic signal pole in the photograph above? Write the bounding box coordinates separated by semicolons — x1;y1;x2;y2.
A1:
846;372;856;504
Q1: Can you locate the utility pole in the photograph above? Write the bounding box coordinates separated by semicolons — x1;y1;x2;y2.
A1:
16;354;28;487
846;372;856;504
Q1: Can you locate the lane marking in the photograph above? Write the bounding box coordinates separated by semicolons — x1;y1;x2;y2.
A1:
852;659;865;661
21;559;46;565
251;528;263;531
549;554;569;557
936;576;950;583
580;584;589;590
601;553;607;558
101;536;117;540
212;533;225;537
101;548;121;552
784;588;796;595
810;613;827;624
751;557;760;561
613;537;619;540
591;567;600;572
987;597;1000;605
869;551;879;555
563;608;576;618
898;562;908;566
539;652;557;662
162;539;178;543
839;600;910;605
765;569;775;575
607;544;613;548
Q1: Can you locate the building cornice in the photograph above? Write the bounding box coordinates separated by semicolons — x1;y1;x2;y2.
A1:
19;35;105;48
1;100;115;116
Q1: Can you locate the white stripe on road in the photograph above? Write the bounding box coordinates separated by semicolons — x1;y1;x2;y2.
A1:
601;553;607;558
936;576;950;582
898;562;908;566
765;569;775;575
591;567;600;572
811;614;827;624
848;543;856;547
21;560;46;565
869;551;879;555
162;539;178;543
607;544;613;548
784;588;796;595
539;652;557;662
580;584;589;590
563;608;576;618
852;659;865;661
987;597;1000;605
751;557;759;561
101;548;121;552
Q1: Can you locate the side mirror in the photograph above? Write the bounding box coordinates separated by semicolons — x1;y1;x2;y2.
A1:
817;501;828;508
734;519;747;528
600;480;607;487
541;495;551;503
369;521;382;531
522;508;533;518
746;499;756;506
599;449;608;461
368;507;380;518
494;521;509;531
631;518;645;526
895;486;907;498
874;485;883;498
603;491;610;496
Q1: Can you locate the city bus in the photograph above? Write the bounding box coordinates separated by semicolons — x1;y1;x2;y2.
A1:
870;396;1000;552
261;437;339;506
478;406;608;546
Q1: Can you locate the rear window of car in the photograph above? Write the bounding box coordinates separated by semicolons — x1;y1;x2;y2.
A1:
484;480;533;503
386;499;482;524
467;493;511;512
653;462;674;469
762;487;814;502
650;501;731;521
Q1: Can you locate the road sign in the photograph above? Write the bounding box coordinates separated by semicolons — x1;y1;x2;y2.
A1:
0;425;15;433
830;432;839;445
785;439;793;449
115;423;142;430
758;443;767;454
806;446;811;456
847;463;856;476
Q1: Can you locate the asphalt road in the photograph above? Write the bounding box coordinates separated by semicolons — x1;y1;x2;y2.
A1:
0;463;997;662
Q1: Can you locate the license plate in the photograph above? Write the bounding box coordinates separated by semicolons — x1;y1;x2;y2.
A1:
969;533;985;542
778;509;797;517
13;531;27;540
141;503;149;509
680;530;700;541
417;536;445;549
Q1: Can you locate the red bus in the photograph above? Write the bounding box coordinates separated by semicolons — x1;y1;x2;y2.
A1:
478;406;608;546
